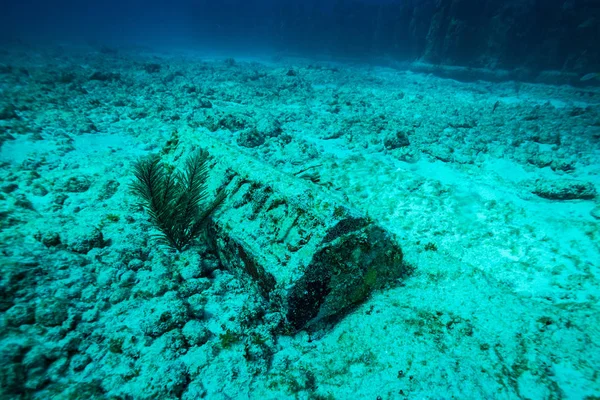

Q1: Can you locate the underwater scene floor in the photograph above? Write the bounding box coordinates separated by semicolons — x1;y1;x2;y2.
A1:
1;44;599;399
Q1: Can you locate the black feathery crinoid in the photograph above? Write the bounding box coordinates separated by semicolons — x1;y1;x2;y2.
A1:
131;149;227;251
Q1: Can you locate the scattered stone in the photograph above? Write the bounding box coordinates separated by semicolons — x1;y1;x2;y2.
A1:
109;287;130;304
257;117;283;138
140;292;189;338
237;128;265;148
187;293;206;319
69;228;107;254
47;357;69;377
0;131;16;147
550;158;575;172
31;183;49;196
97;180;119;201
182;320;210;346
89;71;121;82
5;303;35;326
41;232;61;248
199;255;220;276
449;117;476;129
527;152;553;168
148;361;190;398
182;382;207;399
383;129;411;149
58;72;76;84
14;194;34;210
179;278;211;297
180;263;203;281
532;130;561;145
21;346;52;389
532;179;596;200
35;298;68;327
118;270;136;287
220;113;249;131
51;194;68;210
0;104;20;120
143;63;161;73
427;144;454;162
70;354;91;372
164;72;184;83
128;258;145;271
196;98;213;109
63;176;92;193
1;183;19;193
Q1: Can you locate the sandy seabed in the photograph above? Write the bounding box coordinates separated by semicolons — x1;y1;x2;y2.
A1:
1;44;599;399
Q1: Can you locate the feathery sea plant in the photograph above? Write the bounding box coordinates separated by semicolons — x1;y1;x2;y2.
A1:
131;150;227;251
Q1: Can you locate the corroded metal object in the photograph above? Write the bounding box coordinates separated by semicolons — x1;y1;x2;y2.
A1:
188;133;407;331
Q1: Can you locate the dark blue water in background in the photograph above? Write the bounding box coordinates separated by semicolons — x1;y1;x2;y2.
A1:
2;0;599;75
